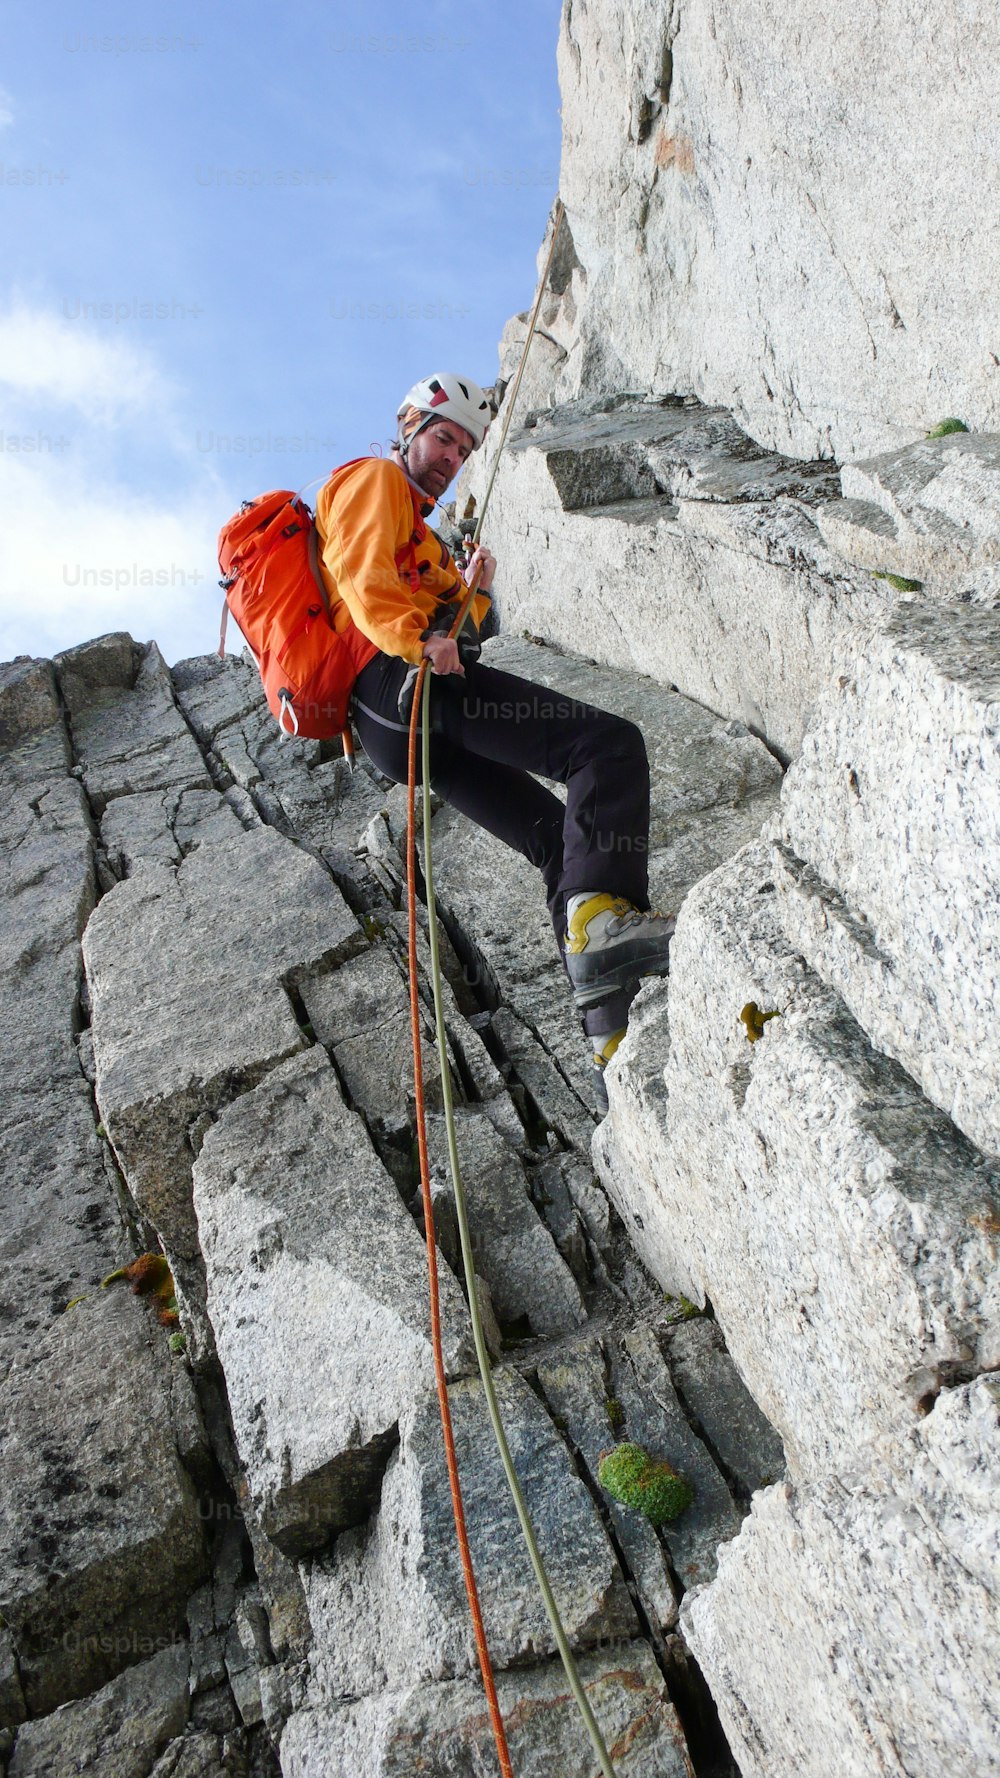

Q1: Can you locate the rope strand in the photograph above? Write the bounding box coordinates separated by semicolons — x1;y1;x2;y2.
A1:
405;659;515;1778
403;192;617;1775
418;662;618;1778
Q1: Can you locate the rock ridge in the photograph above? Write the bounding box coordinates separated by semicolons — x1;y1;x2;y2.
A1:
1;629;779;1776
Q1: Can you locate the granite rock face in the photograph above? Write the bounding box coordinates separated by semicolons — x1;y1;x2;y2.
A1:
595;831;1000;1775
282;1642;694;1778
596;839;1000;1479
663;1317;786;1498
301;1368;636;1698
546;0;1000;461
0;1290;208;1717
192;1051;475;1555
5;630;773;1776
0;755;118;1380
425;1107;587;1337
534;1324;753;1624
0;657;67;767
301;945;447;1143
776;598;1000;1160
172;648;388;901
83;825;365;1258
467;55;1000;1744
683;1378;1000;1778
1;770;94;1098
56;635;212;818
0;658;223;1754
460;397;887;763
818;432;1000;596
7;1643;191;1778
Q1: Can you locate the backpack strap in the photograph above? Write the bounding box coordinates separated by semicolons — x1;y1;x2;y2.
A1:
307;521;336;630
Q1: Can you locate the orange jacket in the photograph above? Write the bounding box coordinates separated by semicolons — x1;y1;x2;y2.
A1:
314;456;491;666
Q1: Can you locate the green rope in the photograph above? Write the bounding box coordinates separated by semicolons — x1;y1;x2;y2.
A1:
419;671;618;1778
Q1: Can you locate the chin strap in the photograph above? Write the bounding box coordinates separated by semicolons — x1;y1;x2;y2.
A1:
395;410;436;470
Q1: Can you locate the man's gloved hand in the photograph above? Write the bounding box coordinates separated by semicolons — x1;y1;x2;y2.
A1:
396;591;485;726
428;598;482;667
432;596;483;666
455;610;481;667
462;541;496;593
396;632;471;728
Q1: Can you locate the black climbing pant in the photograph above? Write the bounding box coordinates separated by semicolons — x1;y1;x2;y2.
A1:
351;652;651;952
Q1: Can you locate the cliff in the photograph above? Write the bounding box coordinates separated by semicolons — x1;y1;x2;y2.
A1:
3;2;1000;1775
0;635;782;1776
454;2;1000;1773
522;0;1000;462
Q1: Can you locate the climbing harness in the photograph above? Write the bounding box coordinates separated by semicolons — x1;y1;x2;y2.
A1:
404;201;620;1778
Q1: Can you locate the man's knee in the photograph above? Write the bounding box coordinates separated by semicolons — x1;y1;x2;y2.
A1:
593;712;648;770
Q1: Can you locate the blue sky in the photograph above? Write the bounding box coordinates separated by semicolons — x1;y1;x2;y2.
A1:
0;0;562;666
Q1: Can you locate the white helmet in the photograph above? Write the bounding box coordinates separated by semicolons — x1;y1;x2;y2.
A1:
396;373;491;452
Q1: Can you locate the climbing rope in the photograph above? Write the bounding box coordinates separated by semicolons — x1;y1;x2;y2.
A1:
403;197;619;1777
415;671;619;1778
404;658;514;1778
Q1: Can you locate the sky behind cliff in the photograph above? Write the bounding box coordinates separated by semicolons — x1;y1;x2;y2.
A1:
0;0;562;668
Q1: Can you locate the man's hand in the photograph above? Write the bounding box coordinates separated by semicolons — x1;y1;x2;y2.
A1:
422;634;464;676
463;542;496;593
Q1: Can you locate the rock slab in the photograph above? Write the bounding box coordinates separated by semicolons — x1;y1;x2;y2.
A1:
84;825;365;1255
777;598;1000;1160
0;1292;207;1717
193;1051;474;1555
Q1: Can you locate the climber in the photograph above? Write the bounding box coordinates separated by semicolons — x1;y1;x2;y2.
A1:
313;372;675;1111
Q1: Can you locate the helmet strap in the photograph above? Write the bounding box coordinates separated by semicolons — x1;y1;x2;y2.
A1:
396;409;436;463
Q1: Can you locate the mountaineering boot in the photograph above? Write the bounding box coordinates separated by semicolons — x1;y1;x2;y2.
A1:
582;983;639;1117
564;891;676;1010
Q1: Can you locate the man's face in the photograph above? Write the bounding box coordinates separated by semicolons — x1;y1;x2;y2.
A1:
405;418;475;498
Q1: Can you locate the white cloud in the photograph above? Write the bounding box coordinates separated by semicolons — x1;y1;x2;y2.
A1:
0;447;225;667
0;302;226;666
0;303;172;422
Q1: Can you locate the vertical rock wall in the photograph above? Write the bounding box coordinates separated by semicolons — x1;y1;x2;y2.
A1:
3;7;999;1775
539;0;1000;461
452;8;1000;1775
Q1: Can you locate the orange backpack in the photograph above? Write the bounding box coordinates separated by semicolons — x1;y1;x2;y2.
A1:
217;464;380;742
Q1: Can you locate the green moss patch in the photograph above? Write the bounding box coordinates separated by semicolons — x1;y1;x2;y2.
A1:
598;1442;694;1524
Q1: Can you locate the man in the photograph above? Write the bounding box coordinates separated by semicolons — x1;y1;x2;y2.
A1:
314;373;674;1112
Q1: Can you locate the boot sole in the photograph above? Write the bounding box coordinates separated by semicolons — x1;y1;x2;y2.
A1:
567;940;673;1009
572;960;671;1009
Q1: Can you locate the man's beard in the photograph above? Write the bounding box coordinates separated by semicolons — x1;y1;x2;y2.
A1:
393;445;447;503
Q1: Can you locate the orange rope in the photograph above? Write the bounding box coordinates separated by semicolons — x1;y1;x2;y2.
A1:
405;614;514;1778
400;198;582;1778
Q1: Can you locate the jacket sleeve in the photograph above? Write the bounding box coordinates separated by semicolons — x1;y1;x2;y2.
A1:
318;459;429;665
